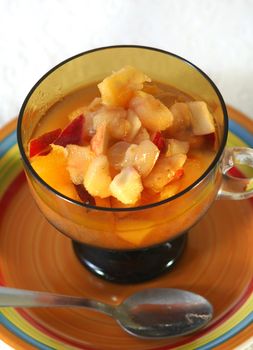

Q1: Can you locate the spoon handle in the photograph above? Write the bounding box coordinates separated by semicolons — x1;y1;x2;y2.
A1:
0;287;114;316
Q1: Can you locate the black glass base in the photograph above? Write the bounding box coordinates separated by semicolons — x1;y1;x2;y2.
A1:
72;233;187;284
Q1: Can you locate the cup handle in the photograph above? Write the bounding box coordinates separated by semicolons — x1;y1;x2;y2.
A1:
217;147;253;200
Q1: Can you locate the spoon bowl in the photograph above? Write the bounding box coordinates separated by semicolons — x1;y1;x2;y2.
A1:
116;288;213;338
0;287;213;339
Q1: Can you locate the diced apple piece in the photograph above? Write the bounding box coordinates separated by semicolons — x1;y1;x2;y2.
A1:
98;65;151;107
90;123;110;155
84;155;112;198
132;127;150;144
92;107;129;139
31;145;79;201
159;182;180;201
54;115;85;147
187;101;215;135
129;92;173;132
66;145;95;185
107;141;131;170
110;167;143;205
143;154;187;192
123;144;138;168
124;109;142;142
82;112;95;140
165;139;189;157
134;140;160;177
169;102;192;133
108;111;130;140
29;128;62;157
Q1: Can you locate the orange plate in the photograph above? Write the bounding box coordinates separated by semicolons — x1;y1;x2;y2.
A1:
0;107;252;350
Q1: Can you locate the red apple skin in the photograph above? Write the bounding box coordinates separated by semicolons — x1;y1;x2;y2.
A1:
54;115;85;147
75;184;96;205
29;128;62;157
152;132;166;151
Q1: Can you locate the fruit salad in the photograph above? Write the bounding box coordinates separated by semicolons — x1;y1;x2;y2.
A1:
29;66;216;208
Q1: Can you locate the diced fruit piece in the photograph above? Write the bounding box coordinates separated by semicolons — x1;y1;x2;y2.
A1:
87;97;102;111
29;128;62;157
124;109;142;142
107;141;131;170
90;123;110;155
133;140;160;177
31;145;79;200
159;182;180;200
75;184;96;205
92;107;129;140
133;127;150;144
152;132;166;151
111;196;140;209
188;135;206;149
110;167;143;204
169;102;192;133
129;92;173;131
54;115;85;147
84;155;111;198
82;112;95;140
115;219;153;245
95;196;111;207
165;139;189;157
66;145;95;185
98;65;151;107
143;154;187;192
123;144;138;168
187;101;215;135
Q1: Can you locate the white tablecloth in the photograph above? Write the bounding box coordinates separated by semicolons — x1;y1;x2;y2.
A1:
0;0;253;128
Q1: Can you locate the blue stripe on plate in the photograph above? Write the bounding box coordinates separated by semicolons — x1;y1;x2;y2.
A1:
196;312;253;350
229;119;253;147
0;131;17;158
0;313;54;350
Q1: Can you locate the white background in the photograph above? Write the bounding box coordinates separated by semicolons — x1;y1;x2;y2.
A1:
0;0;253;128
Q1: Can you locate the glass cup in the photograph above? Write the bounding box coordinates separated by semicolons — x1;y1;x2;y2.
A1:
17;46;253;283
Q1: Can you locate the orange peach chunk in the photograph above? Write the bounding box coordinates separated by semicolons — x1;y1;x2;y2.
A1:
31;145;79;201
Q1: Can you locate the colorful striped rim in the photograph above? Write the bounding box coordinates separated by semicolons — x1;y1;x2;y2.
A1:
0;113;252;350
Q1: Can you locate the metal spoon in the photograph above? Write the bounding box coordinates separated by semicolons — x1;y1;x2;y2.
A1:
0;287;213;338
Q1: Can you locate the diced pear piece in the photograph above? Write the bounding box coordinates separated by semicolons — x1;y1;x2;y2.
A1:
165;139;189;157
187;101;215;135
169;102;192;133
110;167;143;205
132;127;150;144
93;107;129;139
84;155;112;198
98;65;151;107
66;145;95;185
107;141;131;170
123;144;138;167
90;123;110;155
124;109;142;142
159;182;180;201
143;154;187;192
134;140;160;177
129;92;173;132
